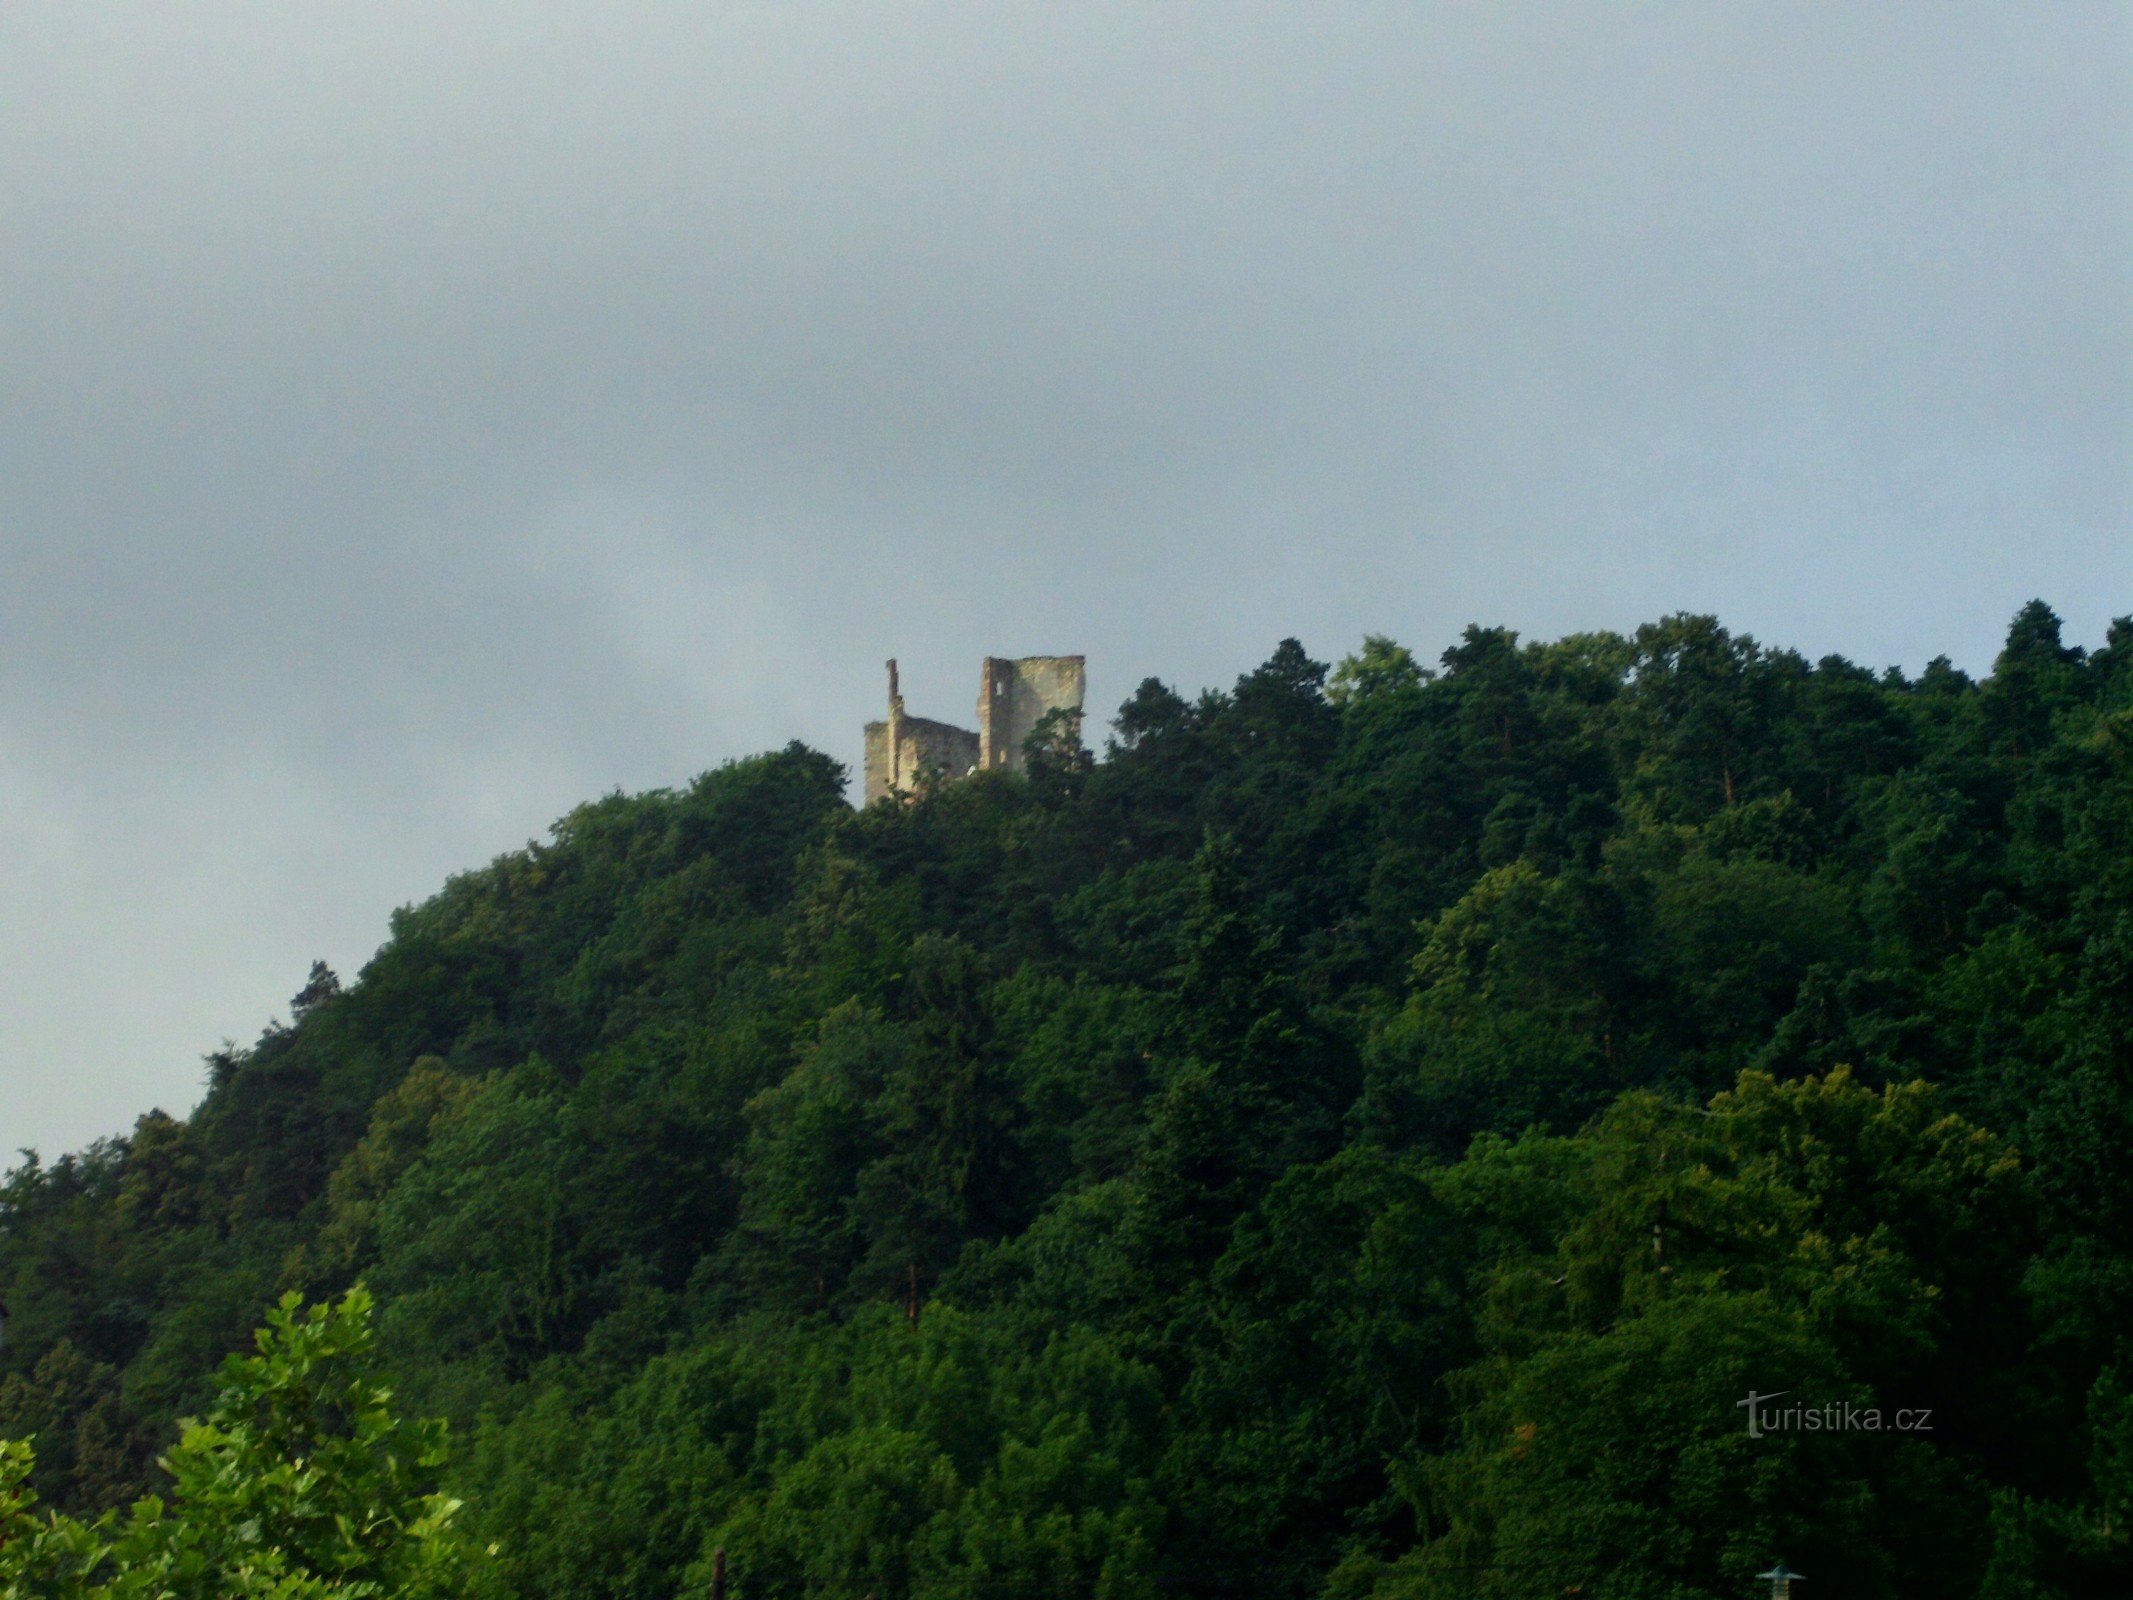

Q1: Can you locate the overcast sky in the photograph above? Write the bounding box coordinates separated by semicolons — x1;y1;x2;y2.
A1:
2;3;2127;1161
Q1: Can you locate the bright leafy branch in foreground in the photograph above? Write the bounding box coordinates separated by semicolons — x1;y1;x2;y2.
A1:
0;1288;494;1599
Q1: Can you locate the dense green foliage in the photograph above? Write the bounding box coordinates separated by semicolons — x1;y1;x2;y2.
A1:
4;605;2131;1598
0;1288;496;1597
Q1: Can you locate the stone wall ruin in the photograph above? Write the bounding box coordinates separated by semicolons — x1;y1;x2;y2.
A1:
862;654;1085;804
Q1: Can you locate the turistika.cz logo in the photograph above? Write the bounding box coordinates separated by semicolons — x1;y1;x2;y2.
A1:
1737;1390;1933;1438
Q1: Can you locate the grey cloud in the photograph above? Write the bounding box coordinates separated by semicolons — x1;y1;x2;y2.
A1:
1;3;2126;1157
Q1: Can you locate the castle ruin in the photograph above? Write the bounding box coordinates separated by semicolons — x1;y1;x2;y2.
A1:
863;655;1086;804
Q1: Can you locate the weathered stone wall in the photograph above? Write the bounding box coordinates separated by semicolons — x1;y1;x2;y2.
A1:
864;710;981;806
866;654;1083;803
862;720;894;805
896;716;980;790
978;655;1086;773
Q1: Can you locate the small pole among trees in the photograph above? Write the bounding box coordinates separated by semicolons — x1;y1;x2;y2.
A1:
1756;1562;1804;1600
709;1546;727;1600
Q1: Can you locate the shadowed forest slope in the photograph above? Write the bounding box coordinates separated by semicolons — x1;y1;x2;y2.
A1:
4;606;2131;1600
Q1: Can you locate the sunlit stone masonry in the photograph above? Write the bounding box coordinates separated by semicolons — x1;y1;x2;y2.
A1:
862;654;1086;804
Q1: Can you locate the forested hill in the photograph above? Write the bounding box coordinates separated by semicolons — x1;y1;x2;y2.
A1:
4;606;2130;1599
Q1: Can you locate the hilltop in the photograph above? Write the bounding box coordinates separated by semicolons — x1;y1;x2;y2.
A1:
3;607;2130;1599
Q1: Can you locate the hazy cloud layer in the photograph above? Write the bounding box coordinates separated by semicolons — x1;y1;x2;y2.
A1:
3;4;2127;1157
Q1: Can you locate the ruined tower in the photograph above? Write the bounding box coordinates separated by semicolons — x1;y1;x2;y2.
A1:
863;655;1085;804
977;655;1086;773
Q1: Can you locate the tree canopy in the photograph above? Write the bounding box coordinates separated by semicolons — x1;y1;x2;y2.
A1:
5;608;2130;1599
